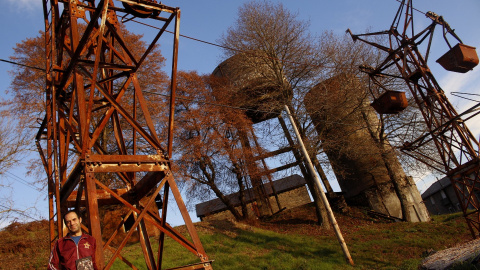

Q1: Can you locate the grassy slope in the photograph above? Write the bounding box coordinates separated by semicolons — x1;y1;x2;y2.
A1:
0;220;50;269
0;204;472;269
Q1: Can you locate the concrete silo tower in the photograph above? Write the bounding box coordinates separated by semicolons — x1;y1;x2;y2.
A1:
213;52;293;123
305;74;429;222
212;52;345;224
211;52;295;217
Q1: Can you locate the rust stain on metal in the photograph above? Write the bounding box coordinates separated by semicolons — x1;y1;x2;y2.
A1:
39;0;213;268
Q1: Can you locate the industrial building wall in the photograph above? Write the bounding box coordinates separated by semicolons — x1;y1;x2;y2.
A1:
200;186;311;222
423;187;461;215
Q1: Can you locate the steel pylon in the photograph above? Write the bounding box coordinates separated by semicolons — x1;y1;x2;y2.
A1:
38;0;212;268
348;0;480;237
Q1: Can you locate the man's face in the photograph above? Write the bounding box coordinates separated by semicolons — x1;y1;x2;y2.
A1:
64;212;82;236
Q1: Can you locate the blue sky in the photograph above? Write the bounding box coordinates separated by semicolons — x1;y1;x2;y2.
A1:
0;0;479;226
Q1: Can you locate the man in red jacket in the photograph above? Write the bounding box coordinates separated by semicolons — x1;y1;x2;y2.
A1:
48;210;98;270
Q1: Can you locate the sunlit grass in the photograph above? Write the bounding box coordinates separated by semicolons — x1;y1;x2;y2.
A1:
108;211;471;270
0;211;471;269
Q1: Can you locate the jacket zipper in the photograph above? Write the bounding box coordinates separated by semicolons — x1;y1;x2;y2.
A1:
76;240;80;260
67;236;85;260
77;236;87;260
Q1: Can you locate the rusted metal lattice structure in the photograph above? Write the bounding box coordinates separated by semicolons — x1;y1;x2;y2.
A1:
348;0;480;237
38;0;212;268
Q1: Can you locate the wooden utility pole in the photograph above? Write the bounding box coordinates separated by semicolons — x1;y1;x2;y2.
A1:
284;105;354;266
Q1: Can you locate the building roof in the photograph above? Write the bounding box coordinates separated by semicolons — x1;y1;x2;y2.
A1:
421;176;451;199
195;174;307;217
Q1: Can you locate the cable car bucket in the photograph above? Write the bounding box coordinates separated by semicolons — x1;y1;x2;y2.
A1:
371;90;408;114
437;43;479;73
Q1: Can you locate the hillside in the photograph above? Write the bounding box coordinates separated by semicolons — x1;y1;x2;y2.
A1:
0;220;50;269
0;203;473;269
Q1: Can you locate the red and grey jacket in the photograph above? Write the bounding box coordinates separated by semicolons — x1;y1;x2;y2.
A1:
48;234;98;270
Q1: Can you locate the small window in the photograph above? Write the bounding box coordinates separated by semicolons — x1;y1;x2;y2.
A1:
441;190;447;199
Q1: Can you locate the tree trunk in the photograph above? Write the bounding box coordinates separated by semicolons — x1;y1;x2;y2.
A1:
361;110;430;222
199;157;245;221
380;143;430;222
233;164;249;219
208;182;244;221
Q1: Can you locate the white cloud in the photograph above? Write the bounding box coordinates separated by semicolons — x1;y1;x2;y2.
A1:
6;0;41;12
412;67;480;192
440;68;480;95
438;65;480;137
415;172;437;193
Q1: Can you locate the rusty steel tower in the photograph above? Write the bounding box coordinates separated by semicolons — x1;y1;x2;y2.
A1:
38;0;212;269
348;0;480;237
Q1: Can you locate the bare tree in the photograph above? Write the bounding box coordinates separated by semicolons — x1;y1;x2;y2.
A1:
304;32;431;222
0;116;31;222
172;71;261;220
314;31;440;175
217;0;334;227
219;0;432;223
2;26;168;180
0;117;28;174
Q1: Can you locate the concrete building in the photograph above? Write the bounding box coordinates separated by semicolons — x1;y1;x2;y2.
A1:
422;177;462;215
195;175;311;221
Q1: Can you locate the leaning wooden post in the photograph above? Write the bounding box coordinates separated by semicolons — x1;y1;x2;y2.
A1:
284;105;354;266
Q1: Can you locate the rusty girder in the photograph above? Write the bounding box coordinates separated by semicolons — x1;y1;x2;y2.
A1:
348;0;480;237
38;0;212;268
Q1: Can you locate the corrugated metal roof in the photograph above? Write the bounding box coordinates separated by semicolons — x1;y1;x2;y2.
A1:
421;176;451;199
195;174;307;217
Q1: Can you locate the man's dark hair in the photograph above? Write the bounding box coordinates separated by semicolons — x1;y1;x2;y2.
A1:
63;210;81;221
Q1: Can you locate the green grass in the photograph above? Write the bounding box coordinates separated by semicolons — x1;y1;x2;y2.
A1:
342;215;470;269
108;211;472;270
0;210;473;269
111;226;348;270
